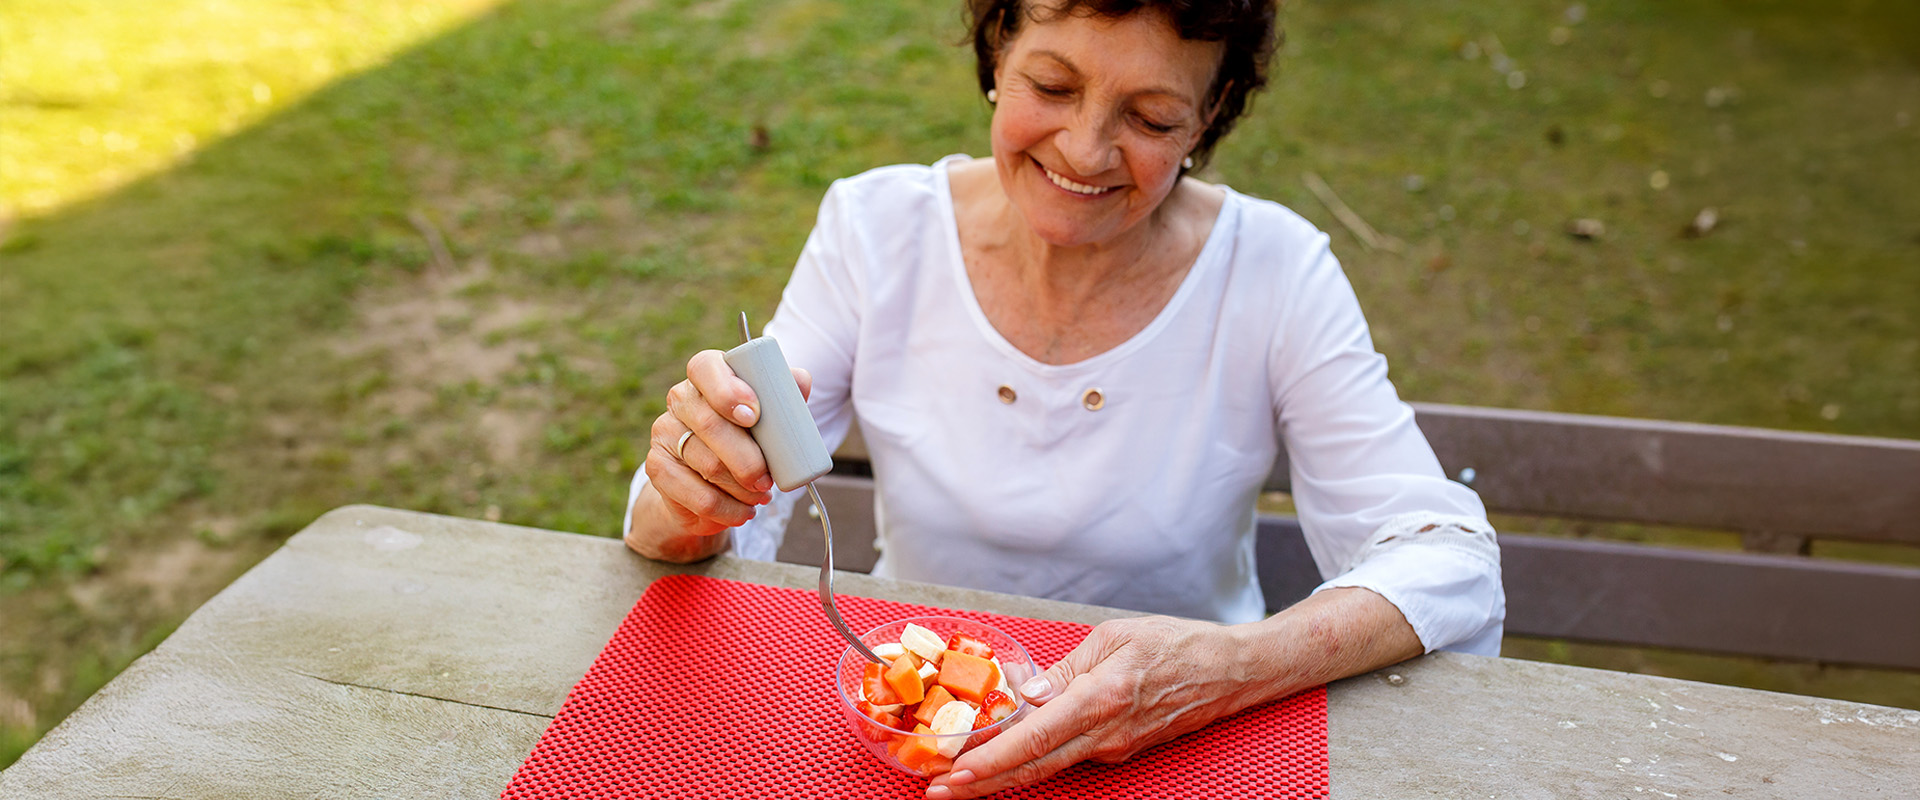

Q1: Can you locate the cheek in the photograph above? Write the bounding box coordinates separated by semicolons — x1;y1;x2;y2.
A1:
1129;148;1184;194
989;105;1049;157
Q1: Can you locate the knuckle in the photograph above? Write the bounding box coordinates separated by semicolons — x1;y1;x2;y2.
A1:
695;458;730;487
686;407;731;439
685;491;726;520
666;380;698;408
1093;618;1137;643
649;412;678;441
687;349;728;381
644;448;682;482
1009;729;1055;765
1009;760;1055;787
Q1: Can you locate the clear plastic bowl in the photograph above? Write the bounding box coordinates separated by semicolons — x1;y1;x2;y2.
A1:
834;615;1038;777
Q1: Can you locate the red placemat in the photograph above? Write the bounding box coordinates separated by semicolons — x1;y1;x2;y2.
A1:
501;575;1328;799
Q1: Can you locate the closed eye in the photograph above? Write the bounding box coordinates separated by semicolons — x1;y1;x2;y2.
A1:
1030;80;1072;98
1136;116;1177;134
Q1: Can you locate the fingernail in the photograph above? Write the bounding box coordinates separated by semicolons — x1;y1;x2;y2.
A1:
1020;675;1052;699
754;476;773;492
925;785;952;800
947;770;975;786
733;404;757;426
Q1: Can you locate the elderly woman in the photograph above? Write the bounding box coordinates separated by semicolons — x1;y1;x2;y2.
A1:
625;0;1502;796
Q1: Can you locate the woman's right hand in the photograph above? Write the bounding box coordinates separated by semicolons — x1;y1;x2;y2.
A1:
627;349;811;559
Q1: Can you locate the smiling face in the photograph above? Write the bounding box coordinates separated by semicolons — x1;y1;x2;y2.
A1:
989;7;1223;248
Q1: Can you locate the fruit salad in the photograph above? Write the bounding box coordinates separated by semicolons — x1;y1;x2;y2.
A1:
846;621;1026;777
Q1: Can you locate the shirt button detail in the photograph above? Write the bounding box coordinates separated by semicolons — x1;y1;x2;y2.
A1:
997;385;1017;404
1082;388;1105;411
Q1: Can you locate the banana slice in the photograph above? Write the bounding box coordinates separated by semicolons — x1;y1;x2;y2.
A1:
899;623;947;665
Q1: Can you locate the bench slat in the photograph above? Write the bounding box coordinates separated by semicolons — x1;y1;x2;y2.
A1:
1250;403;1920;545
1501;534;1920;670
1255;518;1920;670
846;406;1920;545
1408;403;1920;546
779;474;1920;669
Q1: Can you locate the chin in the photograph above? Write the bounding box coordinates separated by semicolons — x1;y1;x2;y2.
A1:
1015;188;1128;247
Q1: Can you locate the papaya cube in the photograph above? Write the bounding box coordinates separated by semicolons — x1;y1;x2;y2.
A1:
913;685;958;727
884;653;925;704
935;650;1001;705
894;724;954;776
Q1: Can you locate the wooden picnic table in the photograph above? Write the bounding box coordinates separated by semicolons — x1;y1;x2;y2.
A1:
2;505;1914;797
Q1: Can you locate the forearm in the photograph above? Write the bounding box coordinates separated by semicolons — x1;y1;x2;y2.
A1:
1224;586;1423;709
624;484;730;563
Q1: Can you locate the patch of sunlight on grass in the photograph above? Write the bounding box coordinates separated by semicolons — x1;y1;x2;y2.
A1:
0;0;506;219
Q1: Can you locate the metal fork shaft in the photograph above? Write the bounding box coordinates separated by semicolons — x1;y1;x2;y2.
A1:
814;483;886;665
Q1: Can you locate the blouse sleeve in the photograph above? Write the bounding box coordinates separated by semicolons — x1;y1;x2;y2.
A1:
1268;235;1505;656
624;180;865;559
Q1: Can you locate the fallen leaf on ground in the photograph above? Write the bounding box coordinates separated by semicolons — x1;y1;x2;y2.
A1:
1682;207;1719;238
1566;218;1606;240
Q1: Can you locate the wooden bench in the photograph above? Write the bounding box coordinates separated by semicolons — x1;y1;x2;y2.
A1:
779;402;1920;671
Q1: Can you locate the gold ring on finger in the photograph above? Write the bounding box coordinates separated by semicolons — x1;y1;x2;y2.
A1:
672;430;695;461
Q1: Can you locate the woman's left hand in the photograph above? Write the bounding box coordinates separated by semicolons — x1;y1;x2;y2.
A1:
926;616;1268;799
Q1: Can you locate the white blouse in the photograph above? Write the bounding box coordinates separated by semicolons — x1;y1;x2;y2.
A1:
628;155;1505;655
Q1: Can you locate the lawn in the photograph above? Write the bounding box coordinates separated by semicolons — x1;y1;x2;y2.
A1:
2;0;1917;766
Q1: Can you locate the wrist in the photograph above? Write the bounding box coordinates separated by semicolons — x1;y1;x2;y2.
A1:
1222;619;1315;709
625;485;730;562
1228;587;1424;704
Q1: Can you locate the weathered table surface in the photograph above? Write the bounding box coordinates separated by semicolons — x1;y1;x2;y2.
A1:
3;506;1914;798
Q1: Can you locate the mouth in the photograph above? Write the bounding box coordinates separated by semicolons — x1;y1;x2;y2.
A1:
1037;160;1118;197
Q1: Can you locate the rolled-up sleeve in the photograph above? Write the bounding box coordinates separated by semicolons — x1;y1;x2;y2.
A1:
1269;237;1504;655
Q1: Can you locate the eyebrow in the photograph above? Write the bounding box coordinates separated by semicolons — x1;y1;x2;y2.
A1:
1023;49;1199;105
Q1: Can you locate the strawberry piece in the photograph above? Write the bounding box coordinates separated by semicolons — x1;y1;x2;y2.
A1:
979;690;1017;723
862;663;901;706
964;691;1019;751
855;700;904;742
965;709;1002;750
945;633;996;661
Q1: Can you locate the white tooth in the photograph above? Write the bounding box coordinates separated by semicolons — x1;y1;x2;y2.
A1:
1045;166;1108;195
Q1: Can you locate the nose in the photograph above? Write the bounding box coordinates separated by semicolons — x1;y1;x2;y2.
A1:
1054;111;1120;177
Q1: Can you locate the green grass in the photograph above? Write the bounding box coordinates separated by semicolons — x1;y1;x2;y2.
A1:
2;0;1918;767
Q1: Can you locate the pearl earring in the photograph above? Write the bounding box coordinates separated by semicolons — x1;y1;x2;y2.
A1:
1183;156;1194;169
986;89;998;104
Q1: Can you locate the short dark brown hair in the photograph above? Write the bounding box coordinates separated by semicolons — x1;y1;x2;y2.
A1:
965;0;1281;170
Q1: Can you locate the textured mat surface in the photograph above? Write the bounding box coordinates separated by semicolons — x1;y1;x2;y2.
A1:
501;575;1328;799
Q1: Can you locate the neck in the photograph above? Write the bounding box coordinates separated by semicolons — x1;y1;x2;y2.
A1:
986;188;1178;307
